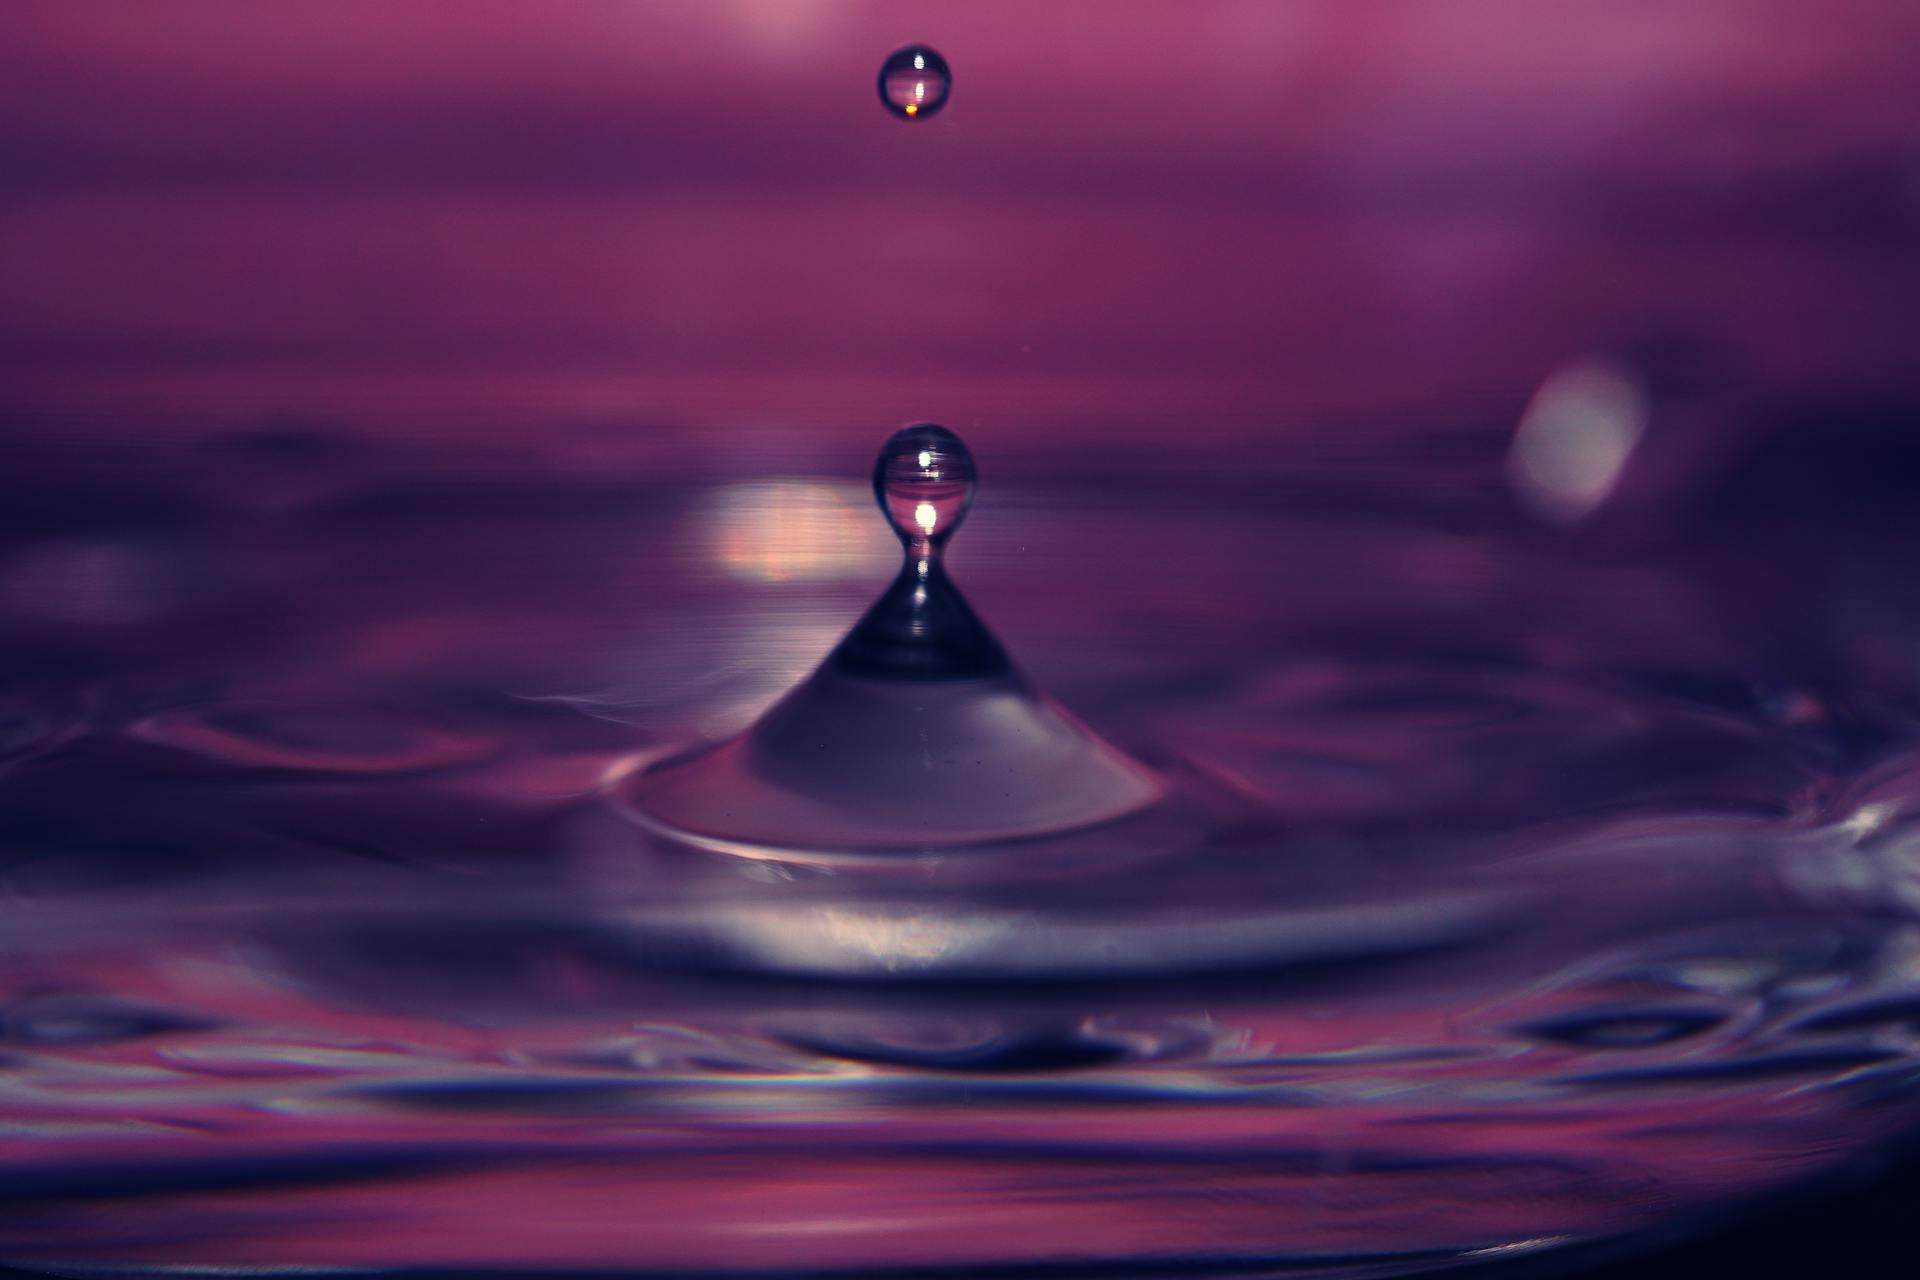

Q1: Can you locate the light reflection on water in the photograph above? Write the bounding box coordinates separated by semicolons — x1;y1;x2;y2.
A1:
702;480;889;584
3;0;1918;1267
1;427;1920;1276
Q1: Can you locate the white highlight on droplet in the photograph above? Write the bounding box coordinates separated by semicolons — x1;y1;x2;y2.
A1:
914;501;938;534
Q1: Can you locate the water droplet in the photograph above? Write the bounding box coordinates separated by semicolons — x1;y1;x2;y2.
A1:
873;423;974;553
617;421;1161;856
877;45;951;121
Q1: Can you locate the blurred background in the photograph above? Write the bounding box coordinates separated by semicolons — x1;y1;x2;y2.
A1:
5;0;1919;716
4;0;1916;449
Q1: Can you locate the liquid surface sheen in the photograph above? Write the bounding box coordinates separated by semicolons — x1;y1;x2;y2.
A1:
2;425;1919;1276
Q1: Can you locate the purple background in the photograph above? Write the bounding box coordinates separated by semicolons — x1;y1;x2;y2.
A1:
3;0;1917;454
3;9;1920;1276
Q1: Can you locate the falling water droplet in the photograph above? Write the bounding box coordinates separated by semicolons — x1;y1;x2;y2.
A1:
878;45;951;121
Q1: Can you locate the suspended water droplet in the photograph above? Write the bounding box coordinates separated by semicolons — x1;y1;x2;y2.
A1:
873;423;974;553
617;421;1161;857
877;45;951;121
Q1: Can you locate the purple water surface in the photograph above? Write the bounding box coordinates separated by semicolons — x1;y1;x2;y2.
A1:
2;418;1920;1274
5;2;1920;1273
